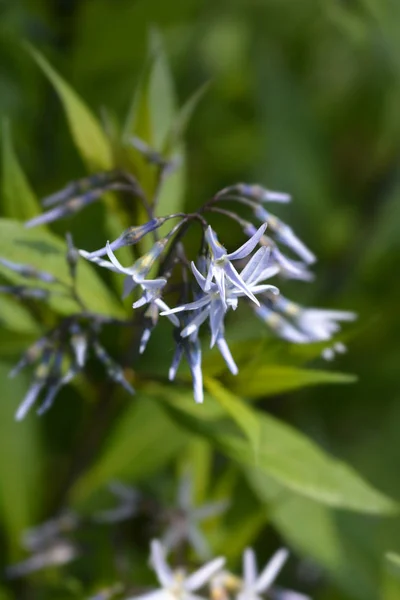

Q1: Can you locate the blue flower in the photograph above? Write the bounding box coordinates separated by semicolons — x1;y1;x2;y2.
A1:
204;224;269;307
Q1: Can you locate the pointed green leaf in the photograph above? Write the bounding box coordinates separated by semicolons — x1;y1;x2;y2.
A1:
27;45;112;170
383;553;400;600
71;395;188;505
0;362;42;555
164;81;210;155
124;29;176;150
0;295;40;335
2;119;40;220
204;376;260;458
230;364;356;398
152;385;397;514
0;218;124;318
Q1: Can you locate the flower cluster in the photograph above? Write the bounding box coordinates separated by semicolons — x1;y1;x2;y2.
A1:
125;539;309;600
0;235;132;419
2;170;356;415
77;179;355;404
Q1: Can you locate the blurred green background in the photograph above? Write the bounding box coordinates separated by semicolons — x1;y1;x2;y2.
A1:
1;0;400;599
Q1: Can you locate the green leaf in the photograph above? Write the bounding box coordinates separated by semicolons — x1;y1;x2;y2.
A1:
383;553;400;600
1;119;40;220
154;385;397;514
0;362;42;556
27;45;112;170
0;295;40;335
0;218;124;318
204;376;260;458
229;412;397;514
249;473;380;599
230;364;357;398
124;29;176;150
71;394;188;505
163;82;210;155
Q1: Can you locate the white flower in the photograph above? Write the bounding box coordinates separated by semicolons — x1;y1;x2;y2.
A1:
238;548;289;600
127;540;225;600
204;224;269;307
237;548;310;600
296;309;356;342
161;247;279;347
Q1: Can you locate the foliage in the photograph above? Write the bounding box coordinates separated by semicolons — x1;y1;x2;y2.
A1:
0;2;399;599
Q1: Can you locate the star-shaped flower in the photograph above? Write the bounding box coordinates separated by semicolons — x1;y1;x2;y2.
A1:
237;548;310;600
204;224;268;308
127;540;225;600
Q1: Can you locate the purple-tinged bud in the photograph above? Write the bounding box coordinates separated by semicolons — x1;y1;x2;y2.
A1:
41;171;117;207
0;258;56;283
85;215;183;259
26;189;105;228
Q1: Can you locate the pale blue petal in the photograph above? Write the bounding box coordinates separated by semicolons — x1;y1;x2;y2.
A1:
160;296;210;316
209;300;225;347
169;345;184;380
205;226;226;260
191;262;207;291
154;299;180;326
106;243;136;275
226;223;267;260
224;262;259;305
16;381;44;421
79;250;122;274
276;226;316;265
184;557;225;591
243;548;258;588
214;266;227;307
181;307;210;338
240;247;269;283
150;540;173;587
254;549;289;593
216;336;238;375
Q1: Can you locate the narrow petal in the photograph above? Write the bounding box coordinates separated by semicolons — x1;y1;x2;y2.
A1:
226;224;267;261
209;300;225;348
234;284;279;296
139;328;152;354
154;299;180;326
250;265;280;286
160;296;210;316
169;345;184;380
205;227;226;260
187;524;211;560
140;278;167;290
79;250;123;274
184;557;226;591
36;383;62;416
216;337;238;375
181;307;210;338
191;262;208;291
15;381;44;421
271;248;314;282
150;540;173;587
184;339;203;404
213;266;227;308
276;226;316;265
224;262;259;305
254;549;289;593
106;242;136;275
239;247;269;283
192;499;230;520
123;276;137;298
243;548;258;588
262;190;291;203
